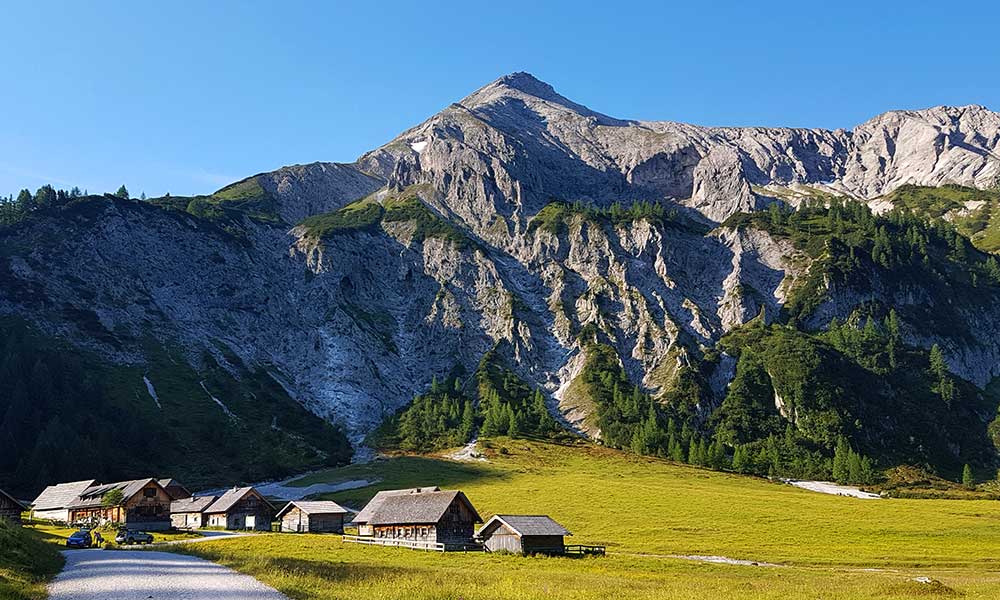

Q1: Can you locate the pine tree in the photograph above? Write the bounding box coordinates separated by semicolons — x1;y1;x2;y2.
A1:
962;464;975;488
115;185;130;199
832;437;850;483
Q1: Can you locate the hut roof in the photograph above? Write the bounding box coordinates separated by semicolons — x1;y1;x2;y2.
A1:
0;488;26;511
366;490;481;526
170;495;218;514
204;487;273;514
478;515;572;538
67;479;160;510
31;480;96;511
158;479;191;498
275;500;349;519
352;487;441;524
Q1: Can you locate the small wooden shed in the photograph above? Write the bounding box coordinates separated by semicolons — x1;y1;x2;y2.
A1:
0;488;26;525
477;515;571;555
203;487;275;531
276;501;349;533
170;495;217;529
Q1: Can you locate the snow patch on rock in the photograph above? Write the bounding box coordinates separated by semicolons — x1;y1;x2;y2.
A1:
143;376;161;409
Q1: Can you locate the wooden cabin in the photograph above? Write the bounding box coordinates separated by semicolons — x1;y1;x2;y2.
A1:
203;487;274;531
351;487;440;536
30;480;95;522
158;479;192;501
353;487;481;550
170;495;217;529
0;488;26;525
66;479;172;531
477;515;571;555
276;501;349;533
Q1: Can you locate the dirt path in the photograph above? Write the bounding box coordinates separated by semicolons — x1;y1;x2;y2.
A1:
48;549;290;600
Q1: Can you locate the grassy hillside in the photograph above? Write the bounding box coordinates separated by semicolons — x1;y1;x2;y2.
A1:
297;192;468;247
0;520;64;600
0;319;352;497
883;184;1000;253
173;440;1000;598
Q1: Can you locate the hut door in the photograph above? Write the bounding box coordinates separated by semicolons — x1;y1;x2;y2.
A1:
245;516;256;530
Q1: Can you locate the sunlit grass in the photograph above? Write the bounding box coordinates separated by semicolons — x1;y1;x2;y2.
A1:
165;439;1000;598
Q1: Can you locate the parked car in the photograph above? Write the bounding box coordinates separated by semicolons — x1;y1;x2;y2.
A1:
115;530;154;545
66;530;92;549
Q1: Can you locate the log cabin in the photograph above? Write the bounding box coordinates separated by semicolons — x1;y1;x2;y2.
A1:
476;515;571;554
203;487;274;531
30;480;96;522
66;479;172;531
353;487;481;550
276;501;349;533
170;495;217;529
0;488;26;525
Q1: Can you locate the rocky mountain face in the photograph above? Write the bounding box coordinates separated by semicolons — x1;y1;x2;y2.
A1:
3;72;1000;461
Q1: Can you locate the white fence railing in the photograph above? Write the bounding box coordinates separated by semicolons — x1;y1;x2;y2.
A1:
342;534;445;552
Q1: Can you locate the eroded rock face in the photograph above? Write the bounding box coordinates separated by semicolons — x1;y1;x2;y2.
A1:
3;73;1000;442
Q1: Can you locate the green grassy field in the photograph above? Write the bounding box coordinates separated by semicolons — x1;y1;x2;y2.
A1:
170;438;1000;598
0;520;64;600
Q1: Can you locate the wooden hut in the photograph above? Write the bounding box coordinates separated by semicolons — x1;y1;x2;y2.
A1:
66;479;173;531
276;501;349;533
351;487;481;550
170;495;217;529
0;488;26;525
203;487;274;531
30;479;96;522
477;515;571;554
351;487;439;536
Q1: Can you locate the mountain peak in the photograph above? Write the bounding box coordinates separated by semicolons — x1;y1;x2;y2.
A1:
460;71;627;126
492;71;558;98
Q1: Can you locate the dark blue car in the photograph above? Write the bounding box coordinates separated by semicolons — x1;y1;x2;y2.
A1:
66;530;92;549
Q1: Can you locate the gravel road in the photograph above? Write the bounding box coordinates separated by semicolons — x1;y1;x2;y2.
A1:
48;549;289;600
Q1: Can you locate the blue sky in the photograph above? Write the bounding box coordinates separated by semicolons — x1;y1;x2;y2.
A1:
2;0;998;198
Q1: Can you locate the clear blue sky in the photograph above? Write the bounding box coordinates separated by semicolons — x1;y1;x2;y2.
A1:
2;0;998;198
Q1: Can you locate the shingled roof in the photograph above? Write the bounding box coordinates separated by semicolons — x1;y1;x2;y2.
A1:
31;480;96;511
477;515;572;538
275;500;349;519
170;495;217;514
366;490;481;526
352;487;441;524
66;479;161;510
204;487;273;514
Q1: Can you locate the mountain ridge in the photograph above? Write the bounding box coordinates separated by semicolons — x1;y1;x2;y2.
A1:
2;72;1000;493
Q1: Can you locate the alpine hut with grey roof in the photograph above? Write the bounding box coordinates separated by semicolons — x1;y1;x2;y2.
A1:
276;500;349;533
170;495;218;529
349;487;481;550
29;479;95;522
203;486;275;531
476;515;572;555
66;478;173;530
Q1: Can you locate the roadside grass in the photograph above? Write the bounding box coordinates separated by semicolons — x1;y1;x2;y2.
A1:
0;520;64;600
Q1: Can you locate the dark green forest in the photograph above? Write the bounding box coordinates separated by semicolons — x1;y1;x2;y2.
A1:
0;320;352;497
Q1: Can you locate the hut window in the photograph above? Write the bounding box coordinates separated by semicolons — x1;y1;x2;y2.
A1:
144;488;156;497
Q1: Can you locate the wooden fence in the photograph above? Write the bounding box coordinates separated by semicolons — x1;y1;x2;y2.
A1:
342;534;445;552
